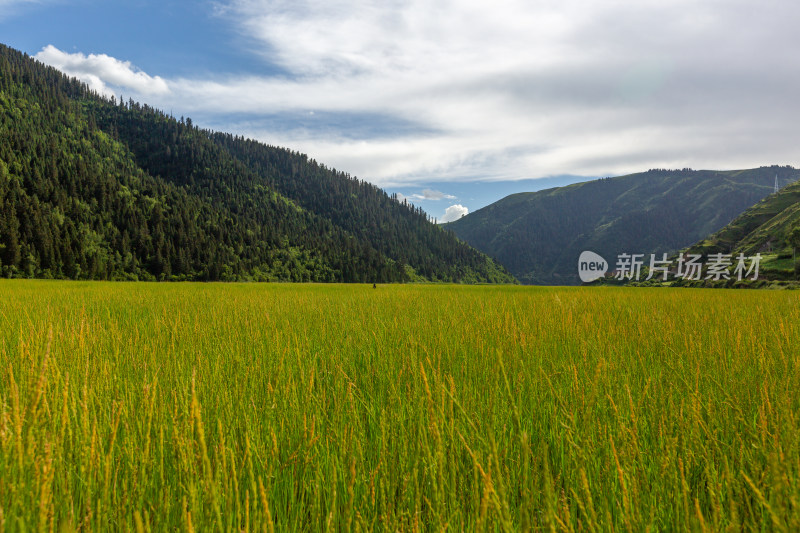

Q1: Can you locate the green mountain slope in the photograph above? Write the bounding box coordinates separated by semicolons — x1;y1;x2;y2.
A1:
0;43;513;283
445;167;800;284
681;178;800;281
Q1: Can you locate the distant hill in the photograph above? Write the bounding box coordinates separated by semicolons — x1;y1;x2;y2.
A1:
0;43;513;283
680;177;800;282
445;167;800;284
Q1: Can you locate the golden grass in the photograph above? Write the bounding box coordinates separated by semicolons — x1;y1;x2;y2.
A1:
0;280;799;531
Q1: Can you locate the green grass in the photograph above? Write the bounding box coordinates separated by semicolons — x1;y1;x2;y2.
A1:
1;280;799;531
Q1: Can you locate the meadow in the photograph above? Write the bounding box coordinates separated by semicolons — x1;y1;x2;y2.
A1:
0;280;799;531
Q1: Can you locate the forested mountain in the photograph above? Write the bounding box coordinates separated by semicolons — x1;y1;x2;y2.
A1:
0;43;513;283
446;167;800;284
681;177;800;281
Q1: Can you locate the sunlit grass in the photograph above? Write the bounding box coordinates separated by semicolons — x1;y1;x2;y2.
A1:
1;280;799;531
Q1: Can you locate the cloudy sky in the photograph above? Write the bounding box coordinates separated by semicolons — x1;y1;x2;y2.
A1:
2;0;798;221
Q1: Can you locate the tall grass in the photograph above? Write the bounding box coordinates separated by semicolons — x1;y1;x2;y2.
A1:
1;280;799;531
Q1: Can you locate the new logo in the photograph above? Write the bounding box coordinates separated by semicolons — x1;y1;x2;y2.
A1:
578;251;607;283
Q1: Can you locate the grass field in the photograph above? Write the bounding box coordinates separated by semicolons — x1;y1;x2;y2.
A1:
1;280;799;531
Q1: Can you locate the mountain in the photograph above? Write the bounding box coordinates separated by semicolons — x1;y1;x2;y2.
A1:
0;43;513;283
445;167;800;284
679;177;800;282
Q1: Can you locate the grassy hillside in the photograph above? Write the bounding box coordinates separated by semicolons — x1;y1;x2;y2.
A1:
0;43;513;283
446;167;799;284
680;177;800;282
2;280;799;530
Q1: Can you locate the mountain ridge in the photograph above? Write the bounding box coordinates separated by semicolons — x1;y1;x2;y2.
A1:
676;177;800;283
445;167;800;284
0;43;514;283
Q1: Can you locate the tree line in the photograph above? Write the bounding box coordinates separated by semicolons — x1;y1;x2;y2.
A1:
0;44;513;283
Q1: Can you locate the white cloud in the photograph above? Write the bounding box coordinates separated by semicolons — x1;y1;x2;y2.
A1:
194;0;800;183
415;189;456;201
440;204;469;223
31;1;800;186
392;188;457;212
35;45;170;97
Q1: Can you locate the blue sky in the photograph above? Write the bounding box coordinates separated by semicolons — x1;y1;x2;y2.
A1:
0;1;266;76
2;0;800;221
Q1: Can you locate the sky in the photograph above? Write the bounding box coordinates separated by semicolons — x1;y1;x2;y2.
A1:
2;0;799;222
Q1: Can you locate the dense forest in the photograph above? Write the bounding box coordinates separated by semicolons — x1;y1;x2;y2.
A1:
0;43;513;283
447;167;800;284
